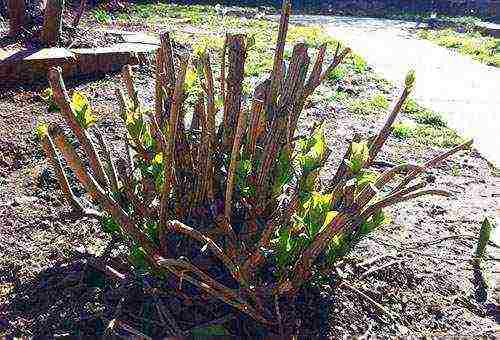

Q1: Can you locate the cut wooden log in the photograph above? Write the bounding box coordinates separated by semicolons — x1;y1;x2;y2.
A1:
41;0;65;46
7;0;26;36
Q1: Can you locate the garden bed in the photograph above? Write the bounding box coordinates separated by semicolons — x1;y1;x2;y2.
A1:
0;3;498;337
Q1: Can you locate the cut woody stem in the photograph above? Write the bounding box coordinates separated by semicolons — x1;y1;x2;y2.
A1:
48;67;110;190
49;124;156;256
41;133;86;213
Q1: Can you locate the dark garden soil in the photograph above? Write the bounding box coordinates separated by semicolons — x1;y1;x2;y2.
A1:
0;25;123;50
0;10;499;339
0;7;123;51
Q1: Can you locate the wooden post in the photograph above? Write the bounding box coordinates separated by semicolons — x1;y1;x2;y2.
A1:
42;0;65;46
7;0;26;36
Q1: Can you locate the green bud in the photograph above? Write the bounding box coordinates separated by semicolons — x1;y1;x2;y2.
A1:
405;69;416;91
35;123;49;139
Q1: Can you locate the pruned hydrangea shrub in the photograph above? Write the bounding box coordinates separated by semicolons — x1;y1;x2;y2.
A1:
38;0;471;330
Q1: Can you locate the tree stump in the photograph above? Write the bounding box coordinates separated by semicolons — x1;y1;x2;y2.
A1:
41;0;64;46
7;0;27;36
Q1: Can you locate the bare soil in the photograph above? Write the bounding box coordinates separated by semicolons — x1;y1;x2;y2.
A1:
0;2;123;51
0;26;123;51
0;14;499;338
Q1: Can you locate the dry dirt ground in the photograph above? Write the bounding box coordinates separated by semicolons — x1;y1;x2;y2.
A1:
0;9;499;339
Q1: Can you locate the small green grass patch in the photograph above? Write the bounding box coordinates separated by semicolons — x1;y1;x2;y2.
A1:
348;94;389;115
417;28;500;67
403;99;447;127
412;124;464;148
392;122;413;139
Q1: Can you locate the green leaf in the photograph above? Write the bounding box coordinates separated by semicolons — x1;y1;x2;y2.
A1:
297;125;327;174
145;220;159;246
475;217;495;259
195;58;205;77
235;154;255;198
129;243;148;271
152;153;163;166
126;110;147;143
326;232;349;264
184;66;202;96
193;42;207;58
355;170;378;194
71;91;96;129
247;34;256;50
215;95;224;110
271;149;293;197
40;88;60;113
349;141;369;173
327;65;347;82
40;88;53;101
302;192;335;237
277;226;292;268
322;210;339;231
351;53;367;73
359;209;388;235
405;69;416;91
154;170;165;192
301;168;319;193
141;127;155;151
190;325;229;337
99;214;121;234
185;67;197;88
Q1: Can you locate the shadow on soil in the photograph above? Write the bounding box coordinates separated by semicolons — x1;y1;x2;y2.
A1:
1;255;114;337
1;253;340;338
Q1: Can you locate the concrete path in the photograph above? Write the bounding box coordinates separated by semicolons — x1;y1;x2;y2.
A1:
290;16;500;167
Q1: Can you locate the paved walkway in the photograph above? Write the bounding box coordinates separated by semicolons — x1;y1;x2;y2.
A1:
291;16;500;167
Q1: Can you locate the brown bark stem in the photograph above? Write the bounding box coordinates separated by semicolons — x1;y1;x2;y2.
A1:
165;220;245;286
160;32;176;90
201;54;217;202
267;0;292;114
49;125;156;254
159;54;189;228
368;87;410;163
95;130;120;193
222;33;246;153
122;65;140;111
48;67;110;190
156;257;270;325
41;133;84;212
224;108;247;220
390;139;473;194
